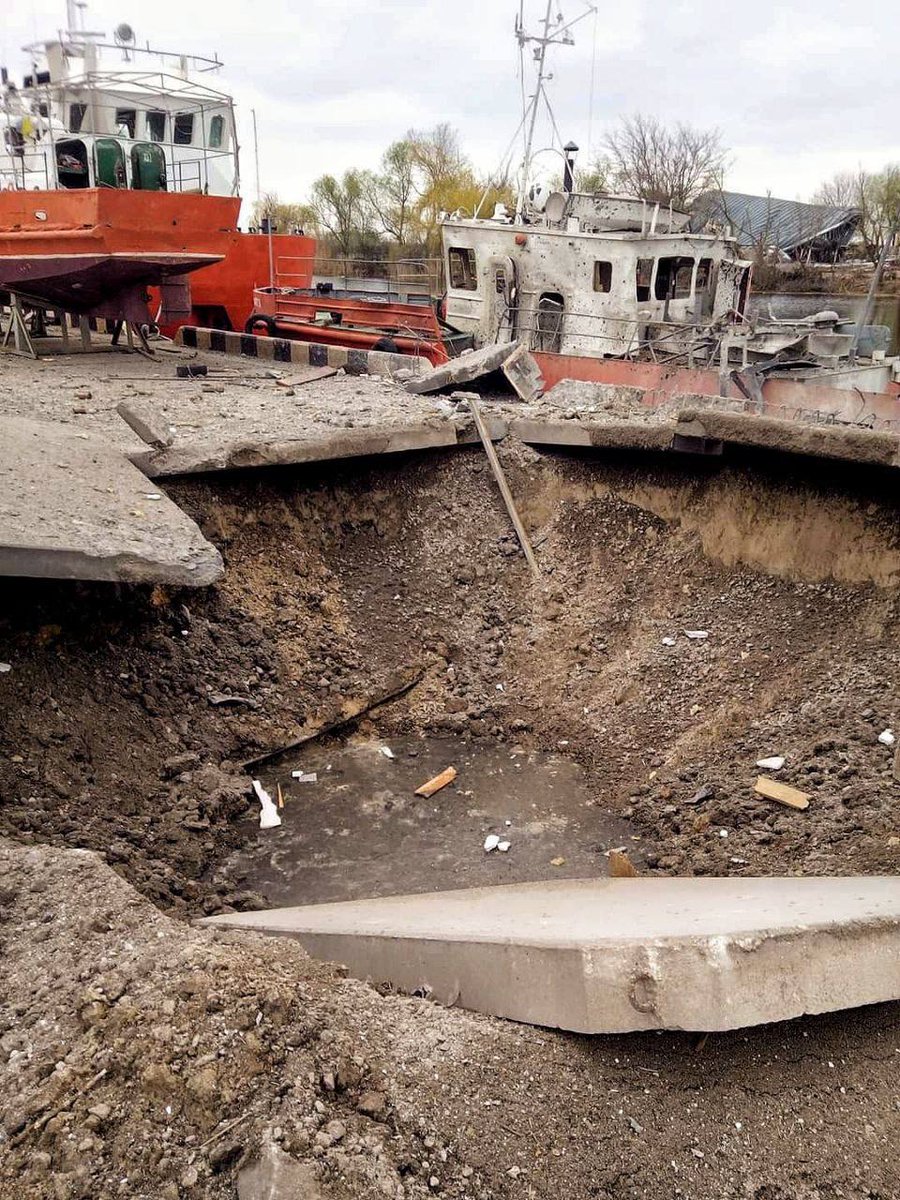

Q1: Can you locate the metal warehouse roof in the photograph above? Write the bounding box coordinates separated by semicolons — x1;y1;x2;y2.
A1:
690;191;859;252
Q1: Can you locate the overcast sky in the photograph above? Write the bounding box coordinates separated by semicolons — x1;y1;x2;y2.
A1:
4;0;898;208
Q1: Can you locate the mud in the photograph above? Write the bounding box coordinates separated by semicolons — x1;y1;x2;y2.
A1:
215;735;638;907
1;414;899;1198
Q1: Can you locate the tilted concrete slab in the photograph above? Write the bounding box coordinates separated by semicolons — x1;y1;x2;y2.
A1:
512;417;674;453
674;405;900;469
406;342;518;395
0;417;223;585
130;406;508;479
199;877;900;1033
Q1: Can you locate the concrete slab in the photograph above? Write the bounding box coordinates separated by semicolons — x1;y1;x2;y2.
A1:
674;406;900;468
123;386;509;479
0;417;223;585
199;877;900;1033
134;422;506;477
406;342;518;395
511;417;674;453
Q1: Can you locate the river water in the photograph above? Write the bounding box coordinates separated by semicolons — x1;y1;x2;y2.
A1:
750;293;900;354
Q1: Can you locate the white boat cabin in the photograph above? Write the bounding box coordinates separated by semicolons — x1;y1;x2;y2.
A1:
441;191;751;359
1;11;238;197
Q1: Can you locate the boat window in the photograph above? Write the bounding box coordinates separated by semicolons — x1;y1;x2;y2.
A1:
147;111;166;142
173;113;194;145
593;261;613;294
696;258;713;291
115;108;137;138
56;139;90;188
533;292;564;353
448;246;478;291
93;138;127;189
654;256;695;300
636;258;653;302
131;142;167;191
4;126;25;158
69;103;87;133
208;114;224;149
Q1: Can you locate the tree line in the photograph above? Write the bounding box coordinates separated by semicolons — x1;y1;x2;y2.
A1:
255;114;900;270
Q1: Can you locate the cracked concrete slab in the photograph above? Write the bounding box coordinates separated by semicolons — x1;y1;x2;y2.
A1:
199;876;900;1033
0;417;223;586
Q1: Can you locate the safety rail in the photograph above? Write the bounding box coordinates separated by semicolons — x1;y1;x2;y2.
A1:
272;256;442;295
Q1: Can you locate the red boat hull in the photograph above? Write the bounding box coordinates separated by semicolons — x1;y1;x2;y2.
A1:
0;189;314;329
533;352;900;422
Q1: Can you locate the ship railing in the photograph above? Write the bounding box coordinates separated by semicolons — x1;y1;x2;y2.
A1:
270;255;442;297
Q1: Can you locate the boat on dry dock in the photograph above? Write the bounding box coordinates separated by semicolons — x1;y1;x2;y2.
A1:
0;2;315;340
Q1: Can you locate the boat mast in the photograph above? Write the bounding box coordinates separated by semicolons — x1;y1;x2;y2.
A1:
514;1;595;220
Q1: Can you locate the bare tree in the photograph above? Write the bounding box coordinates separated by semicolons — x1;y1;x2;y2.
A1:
600;115;728;210
812;171;857;208
252;192;318;235
812;165;900;264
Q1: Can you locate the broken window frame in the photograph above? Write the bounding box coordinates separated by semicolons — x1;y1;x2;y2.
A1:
635;257;654;302
115;108;137;139
146;110;167;142
654;256;695;301
533;292;564;353
448;246;478;292
173;112;195;146
593;260;613;294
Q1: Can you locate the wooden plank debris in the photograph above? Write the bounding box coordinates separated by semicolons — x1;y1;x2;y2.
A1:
240;667;430;771
608;849;639;877
414;766;457;797
465;395;541;580
754;776;811;810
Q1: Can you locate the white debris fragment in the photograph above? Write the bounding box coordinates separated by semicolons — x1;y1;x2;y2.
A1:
685;630;709;640
719;829;729;838
0;662;10;673
497;840;511;852
253;779;282;829
379;746;395;759
661;637;676;646
483;834;500;852
878;729;895;747
291;771;318;783
144;492;162;501
756;756;785;770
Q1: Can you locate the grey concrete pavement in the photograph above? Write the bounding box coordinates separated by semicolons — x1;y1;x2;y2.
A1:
0;417;223;585
199;876;900;1033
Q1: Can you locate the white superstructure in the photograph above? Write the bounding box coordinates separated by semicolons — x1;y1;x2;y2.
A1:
1;2;238;196
442;192;750;360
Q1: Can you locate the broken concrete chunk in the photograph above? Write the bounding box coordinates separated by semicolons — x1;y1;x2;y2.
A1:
0;417;222;587
501;343;545;402
198;877;900;1033
115;400;174;449
754;776;811;810
405;342;517;394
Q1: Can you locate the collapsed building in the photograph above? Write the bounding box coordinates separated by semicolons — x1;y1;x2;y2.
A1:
691;190;862;262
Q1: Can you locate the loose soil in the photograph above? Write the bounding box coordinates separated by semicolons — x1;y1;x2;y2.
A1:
1;360;899;1198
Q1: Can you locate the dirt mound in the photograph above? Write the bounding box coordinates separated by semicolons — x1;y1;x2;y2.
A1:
1;439;899;1197
2;838;898;1200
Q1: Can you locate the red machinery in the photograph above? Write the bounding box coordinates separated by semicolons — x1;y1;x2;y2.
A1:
244;283;472;366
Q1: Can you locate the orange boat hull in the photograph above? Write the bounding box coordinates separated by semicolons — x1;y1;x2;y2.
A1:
0;189;314;329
